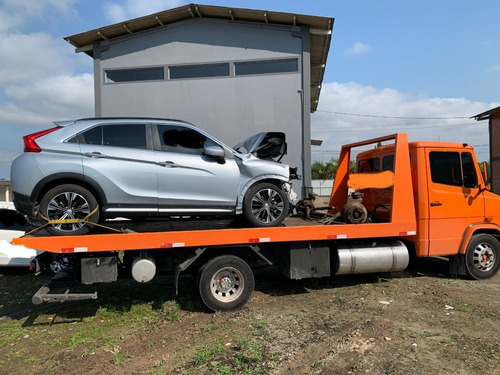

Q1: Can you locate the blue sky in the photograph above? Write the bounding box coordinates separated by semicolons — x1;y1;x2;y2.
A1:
0;0;499;178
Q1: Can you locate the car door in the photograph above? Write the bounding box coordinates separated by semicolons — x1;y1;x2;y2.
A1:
427;150;484;256
154;124;240;213
79;123;158;214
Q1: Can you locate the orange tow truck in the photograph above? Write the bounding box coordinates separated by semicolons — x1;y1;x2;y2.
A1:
12;133;500;311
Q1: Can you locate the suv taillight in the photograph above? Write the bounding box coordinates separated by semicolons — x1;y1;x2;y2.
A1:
23;126;61;153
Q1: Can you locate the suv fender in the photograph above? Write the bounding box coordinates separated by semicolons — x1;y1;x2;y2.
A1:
32;173;108;211
235;175;288;214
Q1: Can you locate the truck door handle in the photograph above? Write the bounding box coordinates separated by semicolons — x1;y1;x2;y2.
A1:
157;161;179;168
430;201;442;207
84;152;107;158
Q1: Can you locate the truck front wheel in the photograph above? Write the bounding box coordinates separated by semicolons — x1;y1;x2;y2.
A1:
464;234;500;280
198;255;255;312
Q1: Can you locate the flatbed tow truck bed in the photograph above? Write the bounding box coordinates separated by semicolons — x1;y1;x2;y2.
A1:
13;216;416;254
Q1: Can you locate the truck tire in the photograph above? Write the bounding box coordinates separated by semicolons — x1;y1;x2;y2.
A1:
243;182;289;227
464;234;500;280
198;255;254;312
40;184;99;236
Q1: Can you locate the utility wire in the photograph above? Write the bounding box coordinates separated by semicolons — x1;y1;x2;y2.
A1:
315;109;470;120
313;122;480;132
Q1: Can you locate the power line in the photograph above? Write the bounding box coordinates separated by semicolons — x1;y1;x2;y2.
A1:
313;122;479;133
315;109;470;120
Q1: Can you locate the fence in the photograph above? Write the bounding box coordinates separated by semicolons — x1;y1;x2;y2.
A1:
311;180;333;197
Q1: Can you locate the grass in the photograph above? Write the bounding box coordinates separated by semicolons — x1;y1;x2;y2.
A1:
1;266;499;374
175;318;269;374
311;359;323;371
0;275;190;373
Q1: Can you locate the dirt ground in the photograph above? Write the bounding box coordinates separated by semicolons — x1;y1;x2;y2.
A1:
1;255;499;375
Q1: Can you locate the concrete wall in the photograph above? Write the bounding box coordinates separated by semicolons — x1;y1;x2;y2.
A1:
93;18;312;196
0;181;12;202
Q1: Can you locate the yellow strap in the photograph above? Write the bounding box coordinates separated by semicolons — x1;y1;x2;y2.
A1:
39;205;99;225
21;205;131;237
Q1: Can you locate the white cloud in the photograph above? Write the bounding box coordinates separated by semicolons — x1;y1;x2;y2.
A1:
1;73;94;126
0;8;21;32
0;73;94;177
346;41;371;56
104;0;184;23
0;32;75;86
3;0;77;15
486;64;500;73
312;82;498;162
0;0;78;32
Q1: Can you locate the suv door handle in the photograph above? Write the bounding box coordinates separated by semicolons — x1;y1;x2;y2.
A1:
84;152;107;158
430;201;442;207
157;161;179;168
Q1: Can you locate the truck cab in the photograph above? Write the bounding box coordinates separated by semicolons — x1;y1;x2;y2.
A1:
356;139;500;279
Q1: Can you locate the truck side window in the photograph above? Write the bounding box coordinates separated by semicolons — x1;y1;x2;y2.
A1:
429;151;462;187
382;155;394;171
357;158;380;172
462;152;478;189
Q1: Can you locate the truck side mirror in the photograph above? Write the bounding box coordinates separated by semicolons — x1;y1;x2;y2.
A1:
480;161;491;191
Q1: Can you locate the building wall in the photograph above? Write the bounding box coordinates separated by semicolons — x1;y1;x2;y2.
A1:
489;114;500;194
93;18;312;195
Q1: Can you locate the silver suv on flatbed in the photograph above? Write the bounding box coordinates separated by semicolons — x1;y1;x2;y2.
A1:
11;118;291;235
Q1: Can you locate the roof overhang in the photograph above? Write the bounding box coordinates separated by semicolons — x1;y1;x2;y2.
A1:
472;106;500;121
64;3;334;113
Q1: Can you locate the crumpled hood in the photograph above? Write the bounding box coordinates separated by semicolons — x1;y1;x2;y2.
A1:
233;132;287;162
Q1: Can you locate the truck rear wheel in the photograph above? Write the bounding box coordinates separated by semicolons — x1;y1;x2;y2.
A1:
198;255;254;312
464;234;500;280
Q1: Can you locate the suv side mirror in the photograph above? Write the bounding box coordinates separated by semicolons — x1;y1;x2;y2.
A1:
204;144;226;164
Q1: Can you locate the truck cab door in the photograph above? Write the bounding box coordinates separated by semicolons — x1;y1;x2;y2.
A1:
427;150;484;256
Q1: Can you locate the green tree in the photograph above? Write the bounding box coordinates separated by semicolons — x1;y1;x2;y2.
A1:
311;158;338;180
311;158;356;180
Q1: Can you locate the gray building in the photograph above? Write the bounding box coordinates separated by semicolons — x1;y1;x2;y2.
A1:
473;106;500;194
65;4;333;196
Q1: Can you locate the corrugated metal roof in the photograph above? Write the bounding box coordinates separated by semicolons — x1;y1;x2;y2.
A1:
64;3;334;112
472;106;500;121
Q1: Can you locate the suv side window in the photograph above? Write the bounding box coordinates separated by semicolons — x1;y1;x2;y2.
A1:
158;125;214;155
82;126;102;145
79;124;147;149
103;125;146;149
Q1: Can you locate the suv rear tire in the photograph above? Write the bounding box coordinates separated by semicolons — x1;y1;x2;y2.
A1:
40;184;99;236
